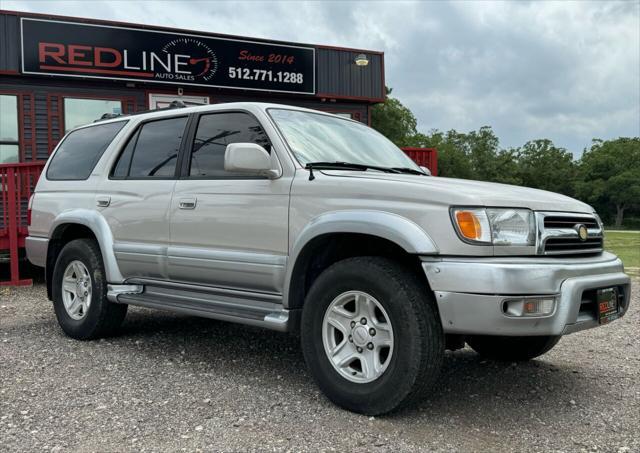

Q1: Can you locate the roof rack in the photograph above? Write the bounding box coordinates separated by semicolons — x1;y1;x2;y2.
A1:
93;99;189;123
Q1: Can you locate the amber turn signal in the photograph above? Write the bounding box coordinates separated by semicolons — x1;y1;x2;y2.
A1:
455;210;482;240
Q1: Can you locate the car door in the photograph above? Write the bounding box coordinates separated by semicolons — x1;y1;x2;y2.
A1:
96;115;188;280
168;110;290;294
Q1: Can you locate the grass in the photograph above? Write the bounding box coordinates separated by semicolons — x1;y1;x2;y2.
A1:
604;230;640;277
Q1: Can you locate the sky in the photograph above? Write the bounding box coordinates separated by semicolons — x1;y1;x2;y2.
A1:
5;0;639;156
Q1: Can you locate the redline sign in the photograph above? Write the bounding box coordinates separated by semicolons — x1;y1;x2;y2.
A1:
20;18;316;95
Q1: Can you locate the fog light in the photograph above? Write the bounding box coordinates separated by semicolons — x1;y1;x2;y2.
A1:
503;297;556;317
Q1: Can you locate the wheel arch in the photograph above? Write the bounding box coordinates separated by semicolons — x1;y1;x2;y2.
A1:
46;210;123;299
284;210;438;310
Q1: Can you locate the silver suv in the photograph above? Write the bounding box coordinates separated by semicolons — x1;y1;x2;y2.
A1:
26;102;631;415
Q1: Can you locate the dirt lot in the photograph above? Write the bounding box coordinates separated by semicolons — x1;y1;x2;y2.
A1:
1;280;638;452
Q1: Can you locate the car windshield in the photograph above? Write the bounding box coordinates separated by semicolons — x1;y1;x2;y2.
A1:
268;108;421;170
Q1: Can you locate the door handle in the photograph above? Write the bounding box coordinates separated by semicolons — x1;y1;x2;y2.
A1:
96;196;111;207
179;197;197;210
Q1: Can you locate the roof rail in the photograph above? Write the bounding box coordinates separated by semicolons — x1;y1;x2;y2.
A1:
97;112;122;121
167;100;187;109
93;99;189;123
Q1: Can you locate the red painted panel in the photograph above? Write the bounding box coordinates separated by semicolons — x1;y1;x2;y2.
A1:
0;162;45;286
402;147;438;176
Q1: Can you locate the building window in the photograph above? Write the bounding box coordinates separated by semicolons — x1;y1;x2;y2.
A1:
64;98;123;132
0;94;20;163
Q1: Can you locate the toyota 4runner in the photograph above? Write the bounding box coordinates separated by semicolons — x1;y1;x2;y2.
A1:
26;102;631;415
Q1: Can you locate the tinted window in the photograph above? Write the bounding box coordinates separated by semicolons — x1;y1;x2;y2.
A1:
111;129;139;178
47;121;127;180
128;117;187;178
189;112;270;178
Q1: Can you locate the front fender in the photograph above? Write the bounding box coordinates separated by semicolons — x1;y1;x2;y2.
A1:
49;209;124;283
284;210;438;307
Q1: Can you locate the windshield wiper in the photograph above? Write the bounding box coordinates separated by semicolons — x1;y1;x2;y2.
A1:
391;167;428;176
305;161;400;180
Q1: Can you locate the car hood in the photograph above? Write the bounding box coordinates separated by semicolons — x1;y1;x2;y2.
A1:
320;171;593;213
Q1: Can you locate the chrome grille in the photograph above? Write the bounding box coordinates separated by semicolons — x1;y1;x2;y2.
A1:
543;215;599;229
536;212;604;255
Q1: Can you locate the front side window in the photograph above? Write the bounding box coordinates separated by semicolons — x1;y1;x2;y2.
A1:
0;94;20;163
189;112;270;178
115;116;187;178
64;98;123;132
269;109;419;169
47;121;127;180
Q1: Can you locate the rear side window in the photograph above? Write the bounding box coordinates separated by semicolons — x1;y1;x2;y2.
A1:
111;129;139;178
46;121;127;180
112;116;187;178
189;112;270;178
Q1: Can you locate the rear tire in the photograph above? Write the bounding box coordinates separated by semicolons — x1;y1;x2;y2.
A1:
467;335;561;361
51;238;127;340
301;257;444;415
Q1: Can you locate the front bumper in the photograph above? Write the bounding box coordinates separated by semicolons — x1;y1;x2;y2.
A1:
422;252;631;336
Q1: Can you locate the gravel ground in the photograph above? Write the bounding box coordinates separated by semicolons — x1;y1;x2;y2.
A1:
1;280;638;453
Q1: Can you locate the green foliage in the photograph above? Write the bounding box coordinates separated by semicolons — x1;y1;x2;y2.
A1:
516;139;576;195
371;88;417;147
576;138;640;226
410;130;475;179
370;88;640;227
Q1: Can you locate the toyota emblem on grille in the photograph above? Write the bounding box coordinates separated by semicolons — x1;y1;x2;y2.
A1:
575;224;588;241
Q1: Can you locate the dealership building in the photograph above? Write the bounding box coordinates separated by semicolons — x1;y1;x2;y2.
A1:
0;9;385;164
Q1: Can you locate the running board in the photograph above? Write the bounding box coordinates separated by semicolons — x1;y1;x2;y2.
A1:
110;281;293;332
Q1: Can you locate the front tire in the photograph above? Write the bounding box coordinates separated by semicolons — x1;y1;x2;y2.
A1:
467;335;561;361
51;239;127;340
301;257;444;415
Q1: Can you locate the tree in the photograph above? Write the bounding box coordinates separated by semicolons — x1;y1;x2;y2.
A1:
515;139;577;195
465;126;501;181
409;127;505;182
576;138;640;227
493;148;522;186
410;130;474;179
371;87;417;146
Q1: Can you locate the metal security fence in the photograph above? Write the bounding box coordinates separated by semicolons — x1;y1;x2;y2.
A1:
0;162;44;286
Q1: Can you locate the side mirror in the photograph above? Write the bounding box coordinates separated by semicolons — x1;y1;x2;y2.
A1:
224;143;281;178
420;166;432;176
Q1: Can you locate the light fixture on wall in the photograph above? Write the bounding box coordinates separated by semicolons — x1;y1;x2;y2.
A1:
354;53;369;66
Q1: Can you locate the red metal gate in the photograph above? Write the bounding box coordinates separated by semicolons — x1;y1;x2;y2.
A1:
1;162;45;286
402;147;438;175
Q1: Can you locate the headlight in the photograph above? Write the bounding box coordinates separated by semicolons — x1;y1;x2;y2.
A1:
451;207;535;246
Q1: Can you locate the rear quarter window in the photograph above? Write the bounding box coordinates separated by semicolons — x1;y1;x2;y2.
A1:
46;121;127;181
